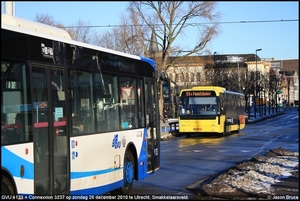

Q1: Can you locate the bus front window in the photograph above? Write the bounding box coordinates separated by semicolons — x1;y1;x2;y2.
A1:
179;97;217;115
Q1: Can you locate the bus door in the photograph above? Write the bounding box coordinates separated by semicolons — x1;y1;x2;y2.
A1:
144;79;160;172
32;66;68;195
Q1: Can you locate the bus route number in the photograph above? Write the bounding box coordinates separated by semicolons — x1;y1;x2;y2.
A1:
185;91;211;97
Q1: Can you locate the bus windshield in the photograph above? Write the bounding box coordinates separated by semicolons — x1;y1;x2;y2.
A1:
179;97;217;115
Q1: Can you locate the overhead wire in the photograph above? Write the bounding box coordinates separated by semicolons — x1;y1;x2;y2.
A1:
63;19;298;28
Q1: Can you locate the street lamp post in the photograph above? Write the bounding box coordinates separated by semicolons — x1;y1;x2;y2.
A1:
238;62;240;92
255;48;262;118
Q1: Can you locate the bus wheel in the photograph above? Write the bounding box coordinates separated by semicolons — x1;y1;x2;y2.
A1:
1;175;14;195
111;151;135;195
222;123;227;137
236;124;240;133
236;119;241;133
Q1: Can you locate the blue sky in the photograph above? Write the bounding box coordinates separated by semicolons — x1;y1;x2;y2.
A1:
2;1;298;60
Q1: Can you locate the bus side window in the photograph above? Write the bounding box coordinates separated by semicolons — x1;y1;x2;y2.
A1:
72;116;84;135
96;99;107;132
119;78;137;129
15;113;24;142
10;113;32;143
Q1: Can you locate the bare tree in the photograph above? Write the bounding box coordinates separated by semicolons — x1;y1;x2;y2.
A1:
127;1;221;69
65;19;94;43
269;68;278;108
129;2;221;115
93;13;149;55
34;14;95;43
94;2;220;66
35;13;59;27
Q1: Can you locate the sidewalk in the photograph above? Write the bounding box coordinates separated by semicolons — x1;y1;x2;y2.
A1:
246;110;284;124
160;118;177;141
160;118;177;133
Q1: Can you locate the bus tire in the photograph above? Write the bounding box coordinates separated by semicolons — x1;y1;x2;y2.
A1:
185;133;191;138
111;151;135;195
1;175;14;195
235;119;241;133
222;123;227;137
237;124;240;133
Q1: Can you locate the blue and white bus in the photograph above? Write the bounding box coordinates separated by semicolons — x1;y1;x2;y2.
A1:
1;13;161;197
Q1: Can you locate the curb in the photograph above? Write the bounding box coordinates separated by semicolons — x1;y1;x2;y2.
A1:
246;111;284;124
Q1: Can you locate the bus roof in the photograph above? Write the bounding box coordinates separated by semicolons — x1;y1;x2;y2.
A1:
141;57;157;70
1;14;144;61
181;86;244;96
191;86;226;92
1;13;72;39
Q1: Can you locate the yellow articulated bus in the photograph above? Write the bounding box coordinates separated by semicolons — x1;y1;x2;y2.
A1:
178;86;246;137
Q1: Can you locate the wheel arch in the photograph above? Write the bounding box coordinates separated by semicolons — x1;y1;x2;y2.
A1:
1;167;17;195
125;142;138;180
